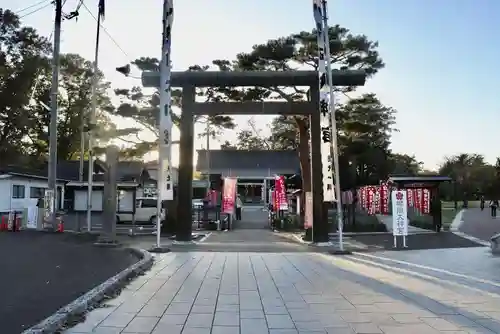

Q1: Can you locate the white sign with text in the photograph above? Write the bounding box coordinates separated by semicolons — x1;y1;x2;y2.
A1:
391;190;408;237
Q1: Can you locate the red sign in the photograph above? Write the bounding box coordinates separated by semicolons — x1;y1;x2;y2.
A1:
222;178;237;214
275;175;288;211
422;189;430;214
367;187;375;215
407;188;414;207
380;184;390;214
416;188;423;212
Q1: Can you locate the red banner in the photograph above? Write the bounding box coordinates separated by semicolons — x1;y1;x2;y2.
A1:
367;187;375;215
422;189;430;214
361;187;368;211
275;175;288;211
415;188;423;212
406;188;414;208
380;184;390;214
222;178;237;214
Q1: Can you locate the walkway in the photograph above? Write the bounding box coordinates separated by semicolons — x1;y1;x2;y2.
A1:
192;206;309;253
65;250;500;334
460;208;500;241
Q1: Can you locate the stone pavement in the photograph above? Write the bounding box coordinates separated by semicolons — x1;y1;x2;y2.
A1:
65;251;500;334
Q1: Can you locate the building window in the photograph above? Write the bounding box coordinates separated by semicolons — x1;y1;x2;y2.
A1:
30;187;45;199
12;185;25;199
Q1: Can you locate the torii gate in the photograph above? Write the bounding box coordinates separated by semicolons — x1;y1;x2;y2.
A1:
138;0;366;244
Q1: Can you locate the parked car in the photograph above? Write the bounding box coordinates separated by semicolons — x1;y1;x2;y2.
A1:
117;197;158;224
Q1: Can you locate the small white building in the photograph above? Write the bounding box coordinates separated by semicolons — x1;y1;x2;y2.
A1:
0;172;66;214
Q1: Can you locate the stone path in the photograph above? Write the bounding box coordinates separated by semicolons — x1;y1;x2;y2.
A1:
65;251;500;334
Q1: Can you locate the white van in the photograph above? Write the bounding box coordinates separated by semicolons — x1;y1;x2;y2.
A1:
117;197;158;224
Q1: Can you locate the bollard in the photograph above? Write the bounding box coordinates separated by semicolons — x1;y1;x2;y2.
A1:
14;217;21;232
0;216;6;231
56;216;64;233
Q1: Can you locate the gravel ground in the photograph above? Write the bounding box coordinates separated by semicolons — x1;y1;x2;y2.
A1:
0;231;139;334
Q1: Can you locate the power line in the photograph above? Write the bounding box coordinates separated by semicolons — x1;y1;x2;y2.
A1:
18;1;53;19
80;2;130;59
15;0;49;14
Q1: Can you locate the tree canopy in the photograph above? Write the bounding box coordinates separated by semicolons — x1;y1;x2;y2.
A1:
0;8;136;165
112;60;237;158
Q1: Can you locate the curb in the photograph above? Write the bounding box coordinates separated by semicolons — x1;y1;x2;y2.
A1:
22;248;154;334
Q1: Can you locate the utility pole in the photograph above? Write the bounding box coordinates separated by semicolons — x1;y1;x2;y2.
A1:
86;3;102;232
78;109;85;232
47;0;63;230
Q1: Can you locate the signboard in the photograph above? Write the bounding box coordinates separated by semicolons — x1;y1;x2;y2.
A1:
304;192;313;229
312;0;335;202
222;178;237;214
43;189;55;221
275;175;289;211
391;190;408;237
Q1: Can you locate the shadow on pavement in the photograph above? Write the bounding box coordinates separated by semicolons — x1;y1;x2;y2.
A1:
306;255;500;333
349;232;484;251
0;231;139;334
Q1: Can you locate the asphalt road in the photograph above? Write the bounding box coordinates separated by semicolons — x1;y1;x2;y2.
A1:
461;208;500;241
0;231;138;334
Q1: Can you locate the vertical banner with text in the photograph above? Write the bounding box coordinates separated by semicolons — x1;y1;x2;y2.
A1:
222;178;237;214
275;175;289;211
304;192;313;229
391;190;409;236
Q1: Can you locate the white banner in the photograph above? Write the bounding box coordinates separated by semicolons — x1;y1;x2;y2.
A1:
159;0;174;201
313;1;335;202
391;190;409;236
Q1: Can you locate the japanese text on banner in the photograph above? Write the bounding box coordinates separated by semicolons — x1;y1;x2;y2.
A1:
391;190;408;236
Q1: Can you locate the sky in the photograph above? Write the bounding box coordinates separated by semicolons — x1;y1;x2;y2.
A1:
4;0;500;170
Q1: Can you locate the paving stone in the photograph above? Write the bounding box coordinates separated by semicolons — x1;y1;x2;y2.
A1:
240;319;270;334
181;327;211;334
211;326;241;334
87;327;123;334
123;316;159;333
268;330;299;334
165;302;193;314
350;323;382;333
214;311;240;326
191;304;216;314
185;313;214;327
64;252;500;334
420;317;461;331
99;312;135;328
241;309;265;318
266;314;295;329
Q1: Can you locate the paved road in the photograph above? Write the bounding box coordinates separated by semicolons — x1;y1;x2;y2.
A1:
65;250;500;334
461;208;500;241
0;232;138;334
63;213;156;234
